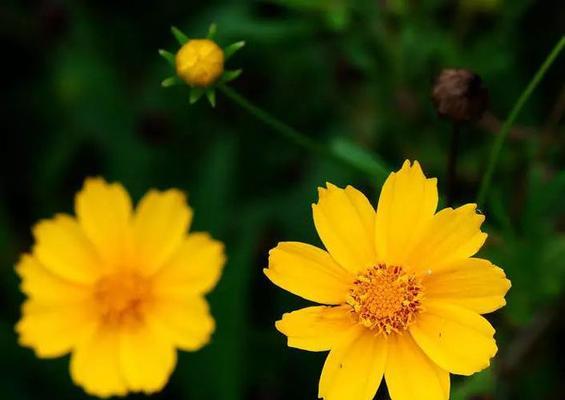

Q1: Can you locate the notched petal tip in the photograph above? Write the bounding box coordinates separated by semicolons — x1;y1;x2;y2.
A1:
496;268;512;295
503;277;512;291
401;159;413;169
315;182;340;202
399;159;427;178
274;317;285;333
31;213;68;240
142;188;190;213
461;202;479;212
168;188;188;203
486;263;512;294
76;178;131;212
14;253;32;277
266;242;292;261
82;176;110;190
457;203;487;228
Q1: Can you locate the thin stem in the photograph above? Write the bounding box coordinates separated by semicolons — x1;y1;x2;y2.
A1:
218;84;323;153
476;36;565;206
218;83;388;181
446;123;461;206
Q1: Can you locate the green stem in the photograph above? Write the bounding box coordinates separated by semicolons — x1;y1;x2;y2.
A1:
476;36;565;206
218;84;388;181
446;123;461;206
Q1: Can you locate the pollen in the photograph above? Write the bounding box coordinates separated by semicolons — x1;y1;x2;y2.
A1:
94;271;153;328
347;264;423;335
175;39;224;87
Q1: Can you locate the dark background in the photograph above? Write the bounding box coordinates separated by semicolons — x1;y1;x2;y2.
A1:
1;0;564;399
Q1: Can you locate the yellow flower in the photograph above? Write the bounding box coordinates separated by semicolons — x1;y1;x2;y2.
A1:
16;178;226;398
176;39;225;88
160;25;244;107
264;160;511;400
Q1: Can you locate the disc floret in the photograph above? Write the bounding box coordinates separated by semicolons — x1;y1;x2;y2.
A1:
347;264;423;335
94;271;152;328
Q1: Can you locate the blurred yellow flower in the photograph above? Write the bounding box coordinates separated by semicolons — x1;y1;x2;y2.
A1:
176;39;225;87
265;160;511;400
16;178;226;398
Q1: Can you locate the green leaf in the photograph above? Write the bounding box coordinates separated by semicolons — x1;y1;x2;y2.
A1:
158;49;175;66
220;69;242;83
190;87;205;104
224;41;245;60
206;89;216;107
171;26;189;45
207;23;218;39
161;76;182;88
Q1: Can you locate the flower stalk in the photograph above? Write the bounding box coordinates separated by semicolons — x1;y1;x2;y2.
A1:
476;36;565;206
446;123;461;206
217;84;389;181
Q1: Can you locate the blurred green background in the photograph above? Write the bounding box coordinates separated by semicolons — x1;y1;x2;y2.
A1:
1;0;564;399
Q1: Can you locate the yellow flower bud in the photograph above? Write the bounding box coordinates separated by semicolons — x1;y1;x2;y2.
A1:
175;39;224;88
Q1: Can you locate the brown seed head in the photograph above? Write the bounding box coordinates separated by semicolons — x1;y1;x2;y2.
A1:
431;69;489;123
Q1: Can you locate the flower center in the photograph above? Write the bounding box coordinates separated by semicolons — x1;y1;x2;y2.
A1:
347;264;423;335
93;271;152;327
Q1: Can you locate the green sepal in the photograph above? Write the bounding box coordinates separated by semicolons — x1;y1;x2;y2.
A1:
171;26;189;45
190;87;205;104
161;76;182;88
207;23;218;39
220;69;242;83
206;89;216;107
224;41;245;60
159;49;175;66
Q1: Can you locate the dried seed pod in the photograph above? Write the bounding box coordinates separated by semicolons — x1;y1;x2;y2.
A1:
432;69;489;123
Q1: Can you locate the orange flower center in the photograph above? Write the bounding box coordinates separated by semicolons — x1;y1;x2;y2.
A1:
94;272;152;327
347;264;423;335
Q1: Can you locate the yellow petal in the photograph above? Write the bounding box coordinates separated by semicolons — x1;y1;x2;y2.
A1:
424;258;511;313
319;327;387;400
275;305;355;351
17;301;97;358
75;178;133;266
409;301;497;376
16;254;90;305
312;184;377;273
264;242;353;305
147;297;214;351
70;328;128;398
32;214;101;284
385;334;449;400
132;189;192;275
153;233;225;298
407;203;487;273
119;326;177;394
375;160;438;266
